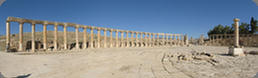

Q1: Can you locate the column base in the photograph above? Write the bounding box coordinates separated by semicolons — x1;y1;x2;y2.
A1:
228;47;245;56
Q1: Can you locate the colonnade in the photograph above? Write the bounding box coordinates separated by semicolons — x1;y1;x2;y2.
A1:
208;34;253;43
6;17;187;52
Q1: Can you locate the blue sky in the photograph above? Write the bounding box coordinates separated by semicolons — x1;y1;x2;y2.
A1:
0;0;257;38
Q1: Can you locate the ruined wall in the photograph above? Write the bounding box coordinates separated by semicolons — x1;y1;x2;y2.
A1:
205;34;258;47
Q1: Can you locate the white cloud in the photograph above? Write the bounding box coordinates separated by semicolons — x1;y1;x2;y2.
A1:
0;0;6;6
253;0;258;6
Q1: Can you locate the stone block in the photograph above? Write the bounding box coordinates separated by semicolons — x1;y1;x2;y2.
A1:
228;47;245;56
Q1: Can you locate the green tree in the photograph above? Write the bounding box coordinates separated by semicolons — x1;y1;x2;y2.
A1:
250;17;257;34
223;25;233;34
239;23;250;34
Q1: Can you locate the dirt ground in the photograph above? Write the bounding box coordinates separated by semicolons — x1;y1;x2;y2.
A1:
0;46;258;78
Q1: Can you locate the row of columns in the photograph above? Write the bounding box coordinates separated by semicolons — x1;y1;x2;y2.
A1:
6;17;187;52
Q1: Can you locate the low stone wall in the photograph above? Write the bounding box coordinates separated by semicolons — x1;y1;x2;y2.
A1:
205;34;258;47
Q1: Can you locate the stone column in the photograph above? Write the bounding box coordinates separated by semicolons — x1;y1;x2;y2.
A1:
120;31;124;48
144;32;148;47
31;23;35;52
109;29;113;48
131;32;134;47
152;33;155;47
54;24;58;50
103;28;107;48
63;25;67;50
83;27;87;49
228;18;243;56
184;34;188;45
6;21;10;52
140;32;143;47
43;23;47;50
170;34;173;46
157;33;160;46
162;33;165;46
18;22;24;51
173;34;176;45
166;34;169;46
116;30;119;48
148;33;152;47
75;25;80;49
135;32;139;47
126;31;129;47
176;34;179;45
90;27;94;48
97;28;101;48
181;34;185;45
234;18;240;47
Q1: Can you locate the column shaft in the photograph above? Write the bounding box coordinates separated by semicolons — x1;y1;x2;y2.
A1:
43;24;47;50
162;33;165;46
63;25;67;50
157;33;159;46
54;25;58;50
120;31;124;48
83;27;87;49
75;26;79;49
6;21;10;52
135;32;139;47
116;30;119;48
144;33;148;47
103;29;107;48
140;33;143;47
31;23;35;52
90;27;94;48
148;33;151;47
234;19;240;47
126;31;129;47
131;32;134;47
18;23;23;51
97;28;101;48
152;33;156;47
109;30;113;48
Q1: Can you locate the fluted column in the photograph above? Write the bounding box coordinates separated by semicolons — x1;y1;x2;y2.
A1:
97;28;101;48
126;31;129;47
120;31;124;48
116;30;119;48
54;24;58;50
83;27;87;49
31;23;35;52
90;27;94;48
135;32;139;47
75;25;80;49
6;21;10;52
103;28;107;48
130;32;134;47
63;25;67;50
109;29;113;48
18;22;24;51
43;23;47;50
